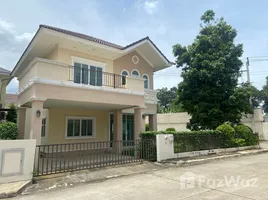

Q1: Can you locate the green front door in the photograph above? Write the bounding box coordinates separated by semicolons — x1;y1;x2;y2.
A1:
110;113;134;146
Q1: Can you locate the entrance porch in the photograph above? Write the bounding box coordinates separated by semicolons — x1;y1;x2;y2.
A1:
17;99;157;146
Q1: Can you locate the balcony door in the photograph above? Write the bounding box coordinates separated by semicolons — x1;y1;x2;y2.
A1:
73;62;103;86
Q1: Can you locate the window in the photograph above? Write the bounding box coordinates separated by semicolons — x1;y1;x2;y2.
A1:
66;117;95;138
121;70;129;85
121;70;129;77
131;69;140;77
41;118;46;137
73;62;103;86
143;74;149;89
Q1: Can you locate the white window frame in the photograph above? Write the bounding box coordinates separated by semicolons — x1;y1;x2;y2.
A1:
142;74;150;89
131;69;140;77
41;117;47;138
71;57;106;85
121;69;129;76
65;116;96;139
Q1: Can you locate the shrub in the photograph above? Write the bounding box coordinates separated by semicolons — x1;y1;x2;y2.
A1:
234;138;246;147
0;122;18;140
235;125;258;146
6;103;17;123
216;124;235;147
166;127;176;131
145;124;150;131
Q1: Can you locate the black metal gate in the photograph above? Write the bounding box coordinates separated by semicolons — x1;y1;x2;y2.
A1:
33;139;156;177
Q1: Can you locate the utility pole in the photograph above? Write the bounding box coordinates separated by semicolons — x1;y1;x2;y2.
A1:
246;57;251;84
246;57;255;132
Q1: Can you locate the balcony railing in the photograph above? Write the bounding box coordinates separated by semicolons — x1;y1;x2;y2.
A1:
69;66;126;89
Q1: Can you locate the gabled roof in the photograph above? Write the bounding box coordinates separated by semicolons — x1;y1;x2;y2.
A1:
0;67;10;75
11;25;174;76
39;25;173;64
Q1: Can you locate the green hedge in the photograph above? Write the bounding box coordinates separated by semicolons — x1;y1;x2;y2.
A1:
235;125;259;146
140;130;224;154
0;122;18;140
166;127;176;131
216;124;235;148
139;124;259;157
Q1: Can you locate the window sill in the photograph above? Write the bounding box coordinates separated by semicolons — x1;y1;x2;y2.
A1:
65;136;95;140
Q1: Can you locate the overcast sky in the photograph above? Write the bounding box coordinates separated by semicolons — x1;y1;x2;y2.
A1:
1;0;268;94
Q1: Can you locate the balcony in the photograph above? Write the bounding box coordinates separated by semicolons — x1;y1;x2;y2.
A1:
68;66;126;89
18;58;146;108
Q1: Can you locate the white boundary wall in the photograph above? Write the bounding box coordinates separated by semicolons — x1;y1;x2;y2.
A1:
0;139;36;184
156;134;259;162
156;108;268;141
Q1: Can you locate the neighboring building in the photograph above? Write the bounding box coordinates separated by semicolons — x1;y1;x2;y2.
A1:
6;94;18;105
11;25;173;145
0;67;12;107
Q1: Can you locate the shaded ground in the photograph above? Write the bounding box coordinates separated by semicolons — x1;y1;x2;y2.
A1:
10;152;268;200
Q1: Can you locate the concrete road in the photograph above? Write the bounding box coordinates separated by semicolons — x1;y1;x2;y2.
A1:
11;153;268;200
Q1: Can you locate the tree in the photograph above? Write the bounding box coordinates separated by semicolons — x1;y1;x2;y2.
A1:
173;10;252;130
157;87;184;113
248;85;262;109
261;77;268;113
157;87;177;110
6;103;17;123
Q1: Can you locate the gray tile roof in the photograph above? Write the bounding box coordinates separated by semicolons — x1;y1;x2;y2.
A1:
40;25;172;64
0;67;10;75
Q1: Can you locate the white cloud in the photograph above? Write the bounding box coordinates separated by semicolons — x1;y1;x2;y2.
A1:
0;18;15;33
0;18;34;93
15;32;35;42
143;0;158;15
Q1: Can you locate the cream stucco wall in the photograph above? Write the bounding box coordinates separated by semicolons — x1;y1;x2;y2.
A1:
18;63;38;92
113;50;154;89
46;46;59;60
55;47;114;73
46;108;109;144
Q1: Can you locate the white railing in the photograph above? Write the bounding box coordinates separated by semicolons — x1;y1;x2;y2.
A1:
144;89;158;104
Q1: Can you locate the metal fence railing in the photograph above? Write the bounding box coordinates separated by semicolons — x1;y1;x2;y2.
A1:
69;66;126;89
34;139;156;177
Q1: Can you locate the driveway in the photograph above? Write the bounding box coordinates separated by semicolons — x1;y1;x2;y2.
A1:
10;153;268;200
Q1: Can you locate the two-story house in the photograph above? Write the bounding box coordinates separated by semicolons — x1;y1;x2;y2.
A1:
12;25;173;146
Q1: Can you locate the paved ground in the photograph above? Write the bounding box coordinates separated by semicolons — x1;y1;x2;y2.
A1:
9;153;268;200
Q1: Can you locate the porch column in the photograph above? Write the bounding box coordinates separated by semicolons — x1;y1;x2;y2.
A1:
149;114;157;131
134;108;143;140
114;109;122;141
29;100;44;145
17;107;27;139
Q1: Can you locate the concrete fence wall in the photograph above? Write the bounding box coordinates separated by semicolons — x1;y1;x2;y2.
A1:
156;108;268;141
0;139;36;184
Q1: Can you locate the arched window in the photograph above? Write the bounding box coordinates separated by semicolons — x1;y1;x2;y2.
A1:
121;70;129;77
121;70;129;86
131;69;140;77
143;74;149;89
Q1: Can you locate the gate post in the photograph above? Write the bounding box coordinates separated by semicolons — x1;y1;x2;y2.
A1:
156;134;174;162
